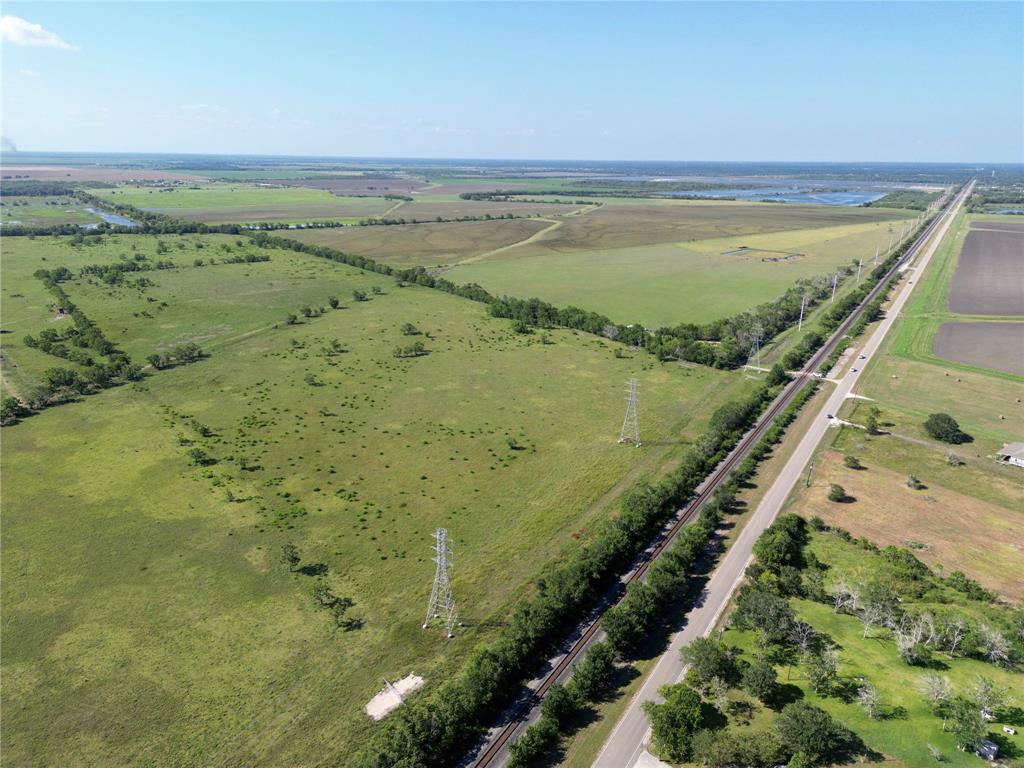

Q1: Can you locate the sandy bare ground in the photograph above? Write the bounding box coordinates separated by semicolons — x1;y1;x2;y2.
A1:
364;674;424;720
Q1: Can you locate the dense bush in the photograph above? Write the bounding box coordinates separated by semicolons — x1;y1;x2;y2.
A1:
923;412;971;444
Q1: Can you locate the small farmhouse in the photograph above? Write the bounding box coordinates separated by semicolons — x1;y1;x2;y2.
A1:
996;442;1024;468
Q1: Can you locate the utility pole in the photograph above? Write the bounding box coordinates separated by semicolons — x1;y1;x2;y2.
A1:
805;461;814;488
857;258;863;283
873;244;879;267
798;294;807;331
618;378;641;446
831;272;838;303
423;528;457;638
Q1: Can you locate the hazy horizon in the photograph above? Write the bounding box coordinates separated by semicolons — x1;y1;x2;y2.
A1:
3;2;1022;163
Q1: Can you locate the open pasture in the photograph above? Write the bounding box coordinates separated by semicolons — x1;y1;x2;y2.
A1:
270;177;429;196
934;322;1024;377
93;184;396;223
383;198;581;220
287;218;552;267
1;231;755;766
0;195;103;227
446;215;912;327
498;200;913;256
947;224;1024;315
0;164;201;182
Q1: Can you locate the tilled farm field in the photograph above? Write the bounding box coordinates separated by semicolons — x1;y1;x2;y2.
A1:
934;321;1024;376
947;223;1024;315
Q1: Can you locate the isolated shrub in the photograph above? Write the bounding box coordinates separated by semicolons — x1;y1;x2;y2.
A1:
827;484;847;503
644;683;704;762
773;701;849;763
328;295;339;308
865;406;881;435
923;412;970;444
843;455;862;469
767;362;789;386
741;661;778;703
906;474;925;490
281;543;301;572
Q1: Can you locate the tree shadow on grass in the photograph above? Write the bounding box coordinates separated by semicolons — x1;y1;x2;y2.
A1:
298;562;328;577
766;682;804;711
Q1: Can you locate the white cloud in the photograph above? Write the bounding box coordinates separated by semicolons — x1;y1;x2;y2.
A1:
19;68;40;78
1;16;78;50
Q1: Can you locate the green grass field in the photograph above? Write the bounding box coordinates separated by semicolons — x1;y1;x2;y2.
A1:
0;231;758;766
448;215;913;327
93;184;397;224
0;195;104;227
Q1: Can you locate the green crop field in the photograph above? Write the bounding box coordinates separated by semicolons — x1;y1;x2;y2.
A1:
0;231;758;766
447;214;915;327
0;195;104;227
92;184;398;223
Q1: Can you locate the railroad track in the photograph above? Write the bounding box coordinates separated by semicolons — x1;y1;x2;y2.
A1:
469;183;968;768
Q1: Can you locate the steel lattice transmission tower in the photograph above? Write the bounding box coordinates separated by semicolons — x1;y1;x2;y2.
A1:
618;378;641;446
746;319;765;370
423;528;458;638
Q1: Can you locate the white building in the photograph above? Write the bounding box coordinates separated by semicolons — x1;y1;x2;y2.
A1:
996;442;1024;468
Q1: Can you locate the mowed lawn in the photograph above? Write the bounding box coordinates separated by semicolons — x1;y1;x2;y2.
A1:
448;214;914;327
1;234;757;766
93;184;397;223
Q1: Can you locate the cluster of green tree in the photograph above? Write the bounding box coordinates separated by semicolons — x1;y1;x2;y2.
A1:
0;180;113;196
486;297;648;346
457;190;601;204
923;412;972;444
965;187;1024;212
357;212;530;226
23;327;97;367
357;379;793;767
647;680;851;767
3;268;141;422
809;521;1020;667
145;342;204;370
392;341;428;358
649;271;850;368
864;190;941;210
506;644;617;767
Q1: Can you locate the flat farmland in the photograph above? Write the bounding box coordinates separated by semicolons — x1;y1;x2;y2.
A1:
500;199;913;255
1;231;756;766
93;184;397;223
270;177;429;195
384;198;581;220
947;222;1024;314
934;321;1024;376
287;218;552;267
447;214;913;327
0;195;103;227
0;164;201;182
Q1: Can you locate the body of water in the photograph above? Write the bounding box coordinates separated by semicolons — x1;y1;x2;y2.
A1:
666;188;885;206
85;208;139;227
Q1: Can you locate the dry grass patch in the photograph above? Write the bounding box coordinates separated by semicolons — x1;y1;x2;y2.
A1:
788;450;1024;601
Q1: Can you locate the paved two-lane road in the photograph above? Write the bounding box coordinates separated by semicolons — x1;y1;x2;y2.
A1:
594;181;972;768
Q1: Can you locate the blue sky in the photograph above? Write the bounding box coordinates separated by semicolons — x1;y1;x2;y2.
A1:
2;2;1022;161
